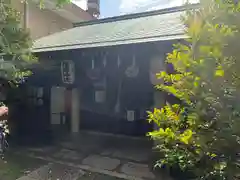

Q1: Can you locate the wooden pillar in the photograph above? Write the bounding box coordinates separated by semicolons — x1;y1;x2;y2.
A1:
71;88;80;133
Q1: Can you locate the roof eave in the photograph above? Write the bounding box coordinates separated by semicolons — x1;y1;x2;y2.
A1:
32;34;188;53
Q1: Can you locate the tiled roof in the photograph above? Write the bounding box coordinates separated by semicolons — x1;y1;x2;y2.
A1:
33;4;200;52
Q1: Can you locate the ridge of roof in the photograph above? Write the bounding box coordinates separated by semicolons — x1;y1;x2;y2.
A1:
73;3;200;27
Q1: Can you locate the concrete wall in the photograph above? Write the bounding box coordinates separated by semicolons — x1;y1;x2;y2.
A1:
12;1;73;40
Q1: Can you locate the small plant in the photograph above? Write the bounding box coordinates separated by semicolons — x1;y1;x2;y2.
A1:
148;0;240;179
0;105;8;158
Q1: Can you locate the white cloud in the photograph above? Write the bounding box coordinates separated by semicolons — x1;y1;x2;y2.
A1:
119;0;198;14
72;0;87;10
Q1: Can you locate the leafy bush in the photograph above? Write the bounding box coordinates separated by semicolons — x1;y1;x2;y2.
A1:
148;0;240;179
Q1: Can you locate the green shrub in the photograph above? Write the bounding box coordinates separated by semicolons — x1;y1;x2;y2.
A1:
148;0;240;179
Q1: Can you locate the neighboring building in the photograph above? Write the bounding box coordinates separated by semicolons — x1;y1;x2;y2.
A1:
14;4;199;142
12;0;99;40
87;0;100;18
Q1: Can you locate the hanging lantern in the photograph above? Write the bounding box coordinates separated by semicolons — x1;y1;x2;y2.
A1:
125;54;139;78
61;60;75;84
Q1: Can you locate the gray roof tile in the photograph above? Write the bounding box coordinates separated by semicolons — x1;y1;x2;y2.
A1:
33;4;199;52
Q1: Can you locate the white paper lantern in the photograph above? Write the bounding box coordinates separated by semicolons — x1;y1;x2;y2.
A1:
61;60;75;84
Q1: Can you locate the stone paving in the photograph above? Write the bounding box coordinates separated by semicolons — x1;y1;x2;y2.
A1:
23;147;156;179
17;163;85;180
101;149;150;162
53;149;86;161
16;132;171;180
82;155;121;171
120;162;155;179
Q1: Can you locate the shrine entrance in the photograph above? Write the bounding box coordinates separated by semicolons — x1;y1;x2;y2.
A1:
77;45;156;136
25;41;172;139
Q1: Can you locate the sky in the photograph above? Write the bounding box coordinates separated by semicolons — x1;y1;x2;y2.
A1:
73;0;197;18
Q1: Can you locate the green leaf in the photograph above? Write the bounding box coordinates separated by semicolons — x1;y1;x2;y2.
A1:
215;69;224;77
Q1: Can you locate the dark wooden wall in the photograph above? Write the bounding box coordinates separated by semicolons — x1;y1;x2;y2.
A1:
14;41;175;140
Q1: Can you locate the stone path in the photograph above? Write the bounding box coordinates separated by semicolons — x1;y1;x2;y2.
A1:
120;162;155;179
16;146;160;180
82;155;121;171
17;163;126;180
15;132;173;180
17;163;85;180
